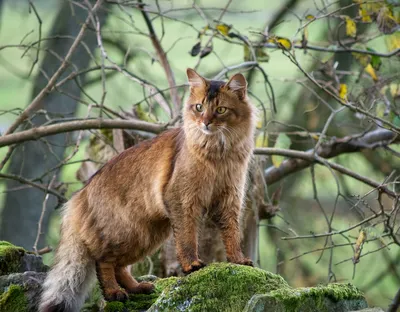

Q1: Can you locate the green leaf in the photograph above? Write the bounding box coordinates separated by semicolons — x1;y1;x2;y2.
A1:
272;133;291;168
367;48;382;70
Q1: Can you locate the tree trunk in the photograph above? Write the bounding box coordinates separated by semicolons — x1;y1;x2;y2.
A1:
0;1;108;249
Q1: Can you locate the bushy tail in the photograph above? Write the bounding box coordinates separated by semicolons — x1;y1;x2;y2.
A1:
39;202;96;312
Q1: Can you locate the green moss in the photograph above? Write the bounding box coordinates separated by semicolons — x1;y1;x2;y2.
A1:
245;283;367;312
104;301;125;312
104;276;179;312
149;263;289;312
103;264;367;312
0;285;28;312
0;241;25;275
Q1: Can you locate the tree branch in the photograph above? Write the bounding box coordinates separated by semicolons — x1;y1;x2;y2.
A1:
262;129;399;186
138;0;181;117
2;0;104;136
0;119;166;148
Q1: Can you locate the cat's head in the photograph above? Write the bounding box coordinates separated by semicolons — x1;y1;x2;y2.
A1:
184;68;255;143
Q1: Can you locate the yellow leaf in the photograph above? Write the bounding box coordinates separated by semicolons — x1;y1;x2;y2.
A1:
352;44;371;67
377;6;398;34
305;14;315;20
268;36;292;50
365;63;378;81
384;31;400;51
345;16;357;37
255;133;268;148
389;83;400;98
353;230;367;264
339;84;348;101
216;23;231;36
359;7;372;22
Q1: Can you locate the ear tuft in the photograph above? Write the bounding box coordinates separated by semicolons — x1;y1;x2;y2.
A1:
226;73;247;99
186;68;206;88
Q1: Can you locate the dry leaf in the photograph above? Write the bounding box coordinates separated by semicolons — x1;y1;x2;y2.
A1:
305;14;315;20
377;6;398;34
216;23;231;36
352;230;367;264
339;84;348;101
190;41;201;57
345;16;357;37
385;32;400;51
268;36;292;50
365;63;378;81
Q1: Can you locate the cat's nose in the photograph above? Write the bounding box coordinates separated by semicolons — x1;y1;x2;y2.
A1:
203;120;211;128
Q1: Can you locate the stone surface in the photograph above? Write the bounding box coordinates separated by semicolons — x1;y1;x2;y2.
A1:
0;241;378;312
0;241;48;276
0;272;47;312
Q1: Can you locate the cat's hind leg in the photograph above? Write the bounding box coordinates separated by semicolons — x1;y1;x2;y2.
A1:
96;262;128;301
115;266;154;294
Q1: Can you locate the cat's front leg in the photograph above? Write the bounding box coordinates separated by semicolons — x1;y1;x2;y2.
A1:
169;203;206;274
212;194;253;267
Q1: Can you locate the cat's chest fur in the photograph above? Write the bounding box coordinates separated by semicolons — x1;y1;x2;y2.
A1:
166;143;250;211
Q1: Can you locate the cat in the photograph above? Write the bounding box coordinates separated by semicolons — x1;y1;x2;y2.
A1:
39;68;256;312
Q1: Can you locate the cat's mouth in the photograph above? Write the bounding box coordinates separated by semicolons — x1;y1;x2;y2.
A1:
201;128;214;135
200;124;218;135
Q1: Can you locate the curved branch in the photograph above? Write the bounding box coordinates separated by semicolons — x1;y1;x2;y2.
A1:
262;129;399;186
0;119;167;148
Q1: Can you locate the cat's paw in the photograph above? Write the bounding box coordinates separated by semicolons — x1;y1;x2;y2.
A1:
182;259;206;274
125;281;155;295
137;282;155;294
230;257;253;267
103;288;129;302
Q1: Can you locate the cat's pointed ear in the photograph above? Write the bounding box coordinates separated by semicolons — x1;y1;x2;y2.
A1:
186;68;206;88
226;73;247;99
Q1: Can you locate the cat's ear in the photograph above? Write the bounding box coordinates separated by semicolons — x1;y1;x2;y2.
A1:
186;68;206;88
226;73;247;99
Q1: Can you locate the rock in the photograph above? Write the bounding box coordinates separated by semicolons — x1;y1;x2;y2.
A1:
105;263;369;312
0;272;46;312
0;241;48;312
243;284;368;312
350;309;385;312
0;241;48;276
148;263;288;312
0;241;376;312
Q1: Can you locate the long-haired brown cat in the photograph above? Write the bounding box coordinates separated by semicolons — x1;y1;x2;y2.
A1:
40;68;256;312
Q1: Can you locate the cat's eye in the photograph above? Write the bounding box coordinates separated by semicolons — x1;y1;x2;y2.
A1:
195;104;203;112
216;107;227;114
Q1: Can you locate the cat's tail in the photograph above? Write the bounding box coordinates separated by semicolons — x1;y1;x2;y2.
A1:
39;200;96;312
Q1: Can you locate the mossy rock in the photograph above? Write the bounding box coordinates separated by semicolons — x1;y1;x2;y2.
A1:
105;263;288;312
0;272;47;312
0;241;47;276
104;275;179;312
104;263;368;312
0;241;25;275
149;263;288;312
244;284;368;312
0;285;28;312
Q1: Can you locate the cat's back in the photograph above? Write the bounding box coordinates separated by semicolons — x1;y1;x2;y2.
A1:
85;127;183;194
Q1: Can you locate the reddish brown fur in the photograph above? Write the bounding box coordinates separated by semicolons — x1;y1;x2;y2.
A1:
43;68;256;307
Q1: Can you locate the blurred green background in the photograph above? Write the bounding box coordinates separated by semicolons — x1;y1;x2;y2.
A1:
0;0;399;309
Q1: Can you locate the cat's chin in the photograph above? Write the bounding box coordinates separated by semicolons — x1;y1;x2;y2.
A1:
200;128;216;135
